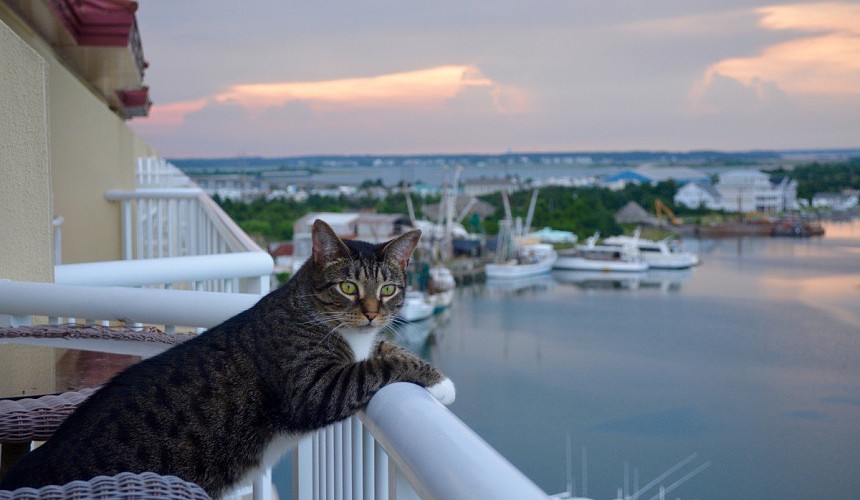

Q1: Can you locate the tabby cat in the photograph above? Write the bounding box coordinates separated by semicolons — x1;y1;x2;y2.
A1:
0;219;454;497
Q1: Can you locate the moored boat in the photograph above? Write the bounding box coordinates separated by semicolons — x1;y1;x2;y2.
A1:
485;242;557;279
603;229;699;269
553;233;648;272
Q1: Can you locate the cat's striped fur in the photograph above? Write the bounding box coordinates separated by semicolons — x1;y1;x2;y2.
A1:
0;220;454;497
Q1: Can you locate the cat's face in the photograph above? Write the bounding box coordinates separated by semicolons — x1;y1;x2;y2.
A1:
314;256;407;330
308;220;421;331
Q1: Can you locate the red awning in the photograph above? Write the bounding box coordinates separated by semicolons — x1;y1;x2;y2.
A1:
48;0;138;46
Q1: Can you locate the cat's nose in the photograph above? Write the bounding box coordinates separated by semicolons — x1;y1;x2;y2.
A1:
364;311;378;321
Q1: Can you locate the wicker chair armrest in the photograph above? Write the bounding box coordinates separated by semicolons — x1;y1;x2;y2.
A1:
0;325;192;345
0;389;97;443
0;471;212;499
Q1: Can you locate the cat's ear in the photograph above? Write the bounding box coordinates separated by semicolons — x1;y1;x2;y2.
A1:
381;230;421;270
312;219;351;266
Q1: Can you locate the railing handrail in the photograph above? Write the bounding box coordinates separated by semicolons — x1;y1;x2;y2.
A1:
105;187;203;200
54;252;273;288
361;383;548;499
0;280;260;328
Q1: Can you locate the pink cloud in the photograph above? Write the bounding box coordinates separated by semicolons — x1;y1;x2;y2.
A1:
689;2;860;113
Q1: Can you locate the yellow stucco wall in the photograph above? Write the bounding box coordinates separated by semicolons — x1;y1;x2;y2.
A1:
0;17;53;283
48;61;156;264
1;5;157;265
0;17;57;397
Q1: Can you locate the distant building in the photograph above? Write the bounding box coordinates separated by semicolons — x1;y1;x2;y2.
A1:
715;170;798;212
603;165;710;187
811;192;859;211
674;182;722;210
269;242;294;274
291;212;411;272
461;177;520;196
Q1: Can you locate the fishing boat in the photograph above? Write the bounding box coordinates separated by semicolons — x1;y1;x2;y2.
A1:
553;233;648;272
485;242;557;279
603;228;699;269
486;190;557;279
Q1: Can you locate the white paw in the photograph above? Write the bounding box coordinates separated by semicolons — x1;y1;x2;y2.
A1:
427;378;456;405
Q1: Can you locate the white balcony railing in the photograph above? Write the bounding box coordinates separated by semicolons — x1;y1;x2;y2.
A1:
109;159;261;257
102;158;269;294
55;252;272;296
0;280;548;500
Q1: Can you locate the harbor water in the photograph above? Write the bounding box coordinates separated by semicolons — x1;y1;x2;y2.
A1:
419;220;860;499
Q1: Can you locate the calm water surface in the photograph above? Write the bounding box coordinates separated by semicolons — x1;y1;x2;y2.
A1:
419;220;860;499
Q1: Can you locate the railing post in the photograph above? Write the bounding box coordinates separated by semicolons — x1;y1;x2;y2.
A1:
374;440;389;500
291;433;312;500
352;417;364;500
363;425;375;500
252;468;272;500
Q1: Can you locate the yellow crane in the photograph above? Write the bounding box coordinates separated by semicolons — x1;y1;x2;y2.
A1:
655;199;682;226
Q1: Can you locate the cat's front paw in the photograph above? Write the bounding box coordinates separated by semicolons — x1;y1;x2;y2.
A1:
426;378;456;405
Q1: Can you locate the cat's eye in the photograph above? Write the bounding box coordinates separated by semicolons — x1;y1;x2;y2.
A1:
339;281;358;295
380;284;396;297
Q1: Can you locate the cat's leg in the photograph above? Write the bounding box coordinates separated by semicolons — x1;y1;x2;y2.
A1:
374;340;456;405
290;348;455;430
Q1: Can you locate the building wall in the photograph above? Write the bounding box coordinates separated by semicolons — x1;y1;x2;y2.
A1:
48;57;156;264
0;17;54;283
0;16;57;395
1;5;157;265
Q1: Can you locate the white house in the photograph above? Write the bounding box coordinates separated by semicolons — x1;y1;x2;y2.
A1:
674;182;722;210
715;170;798;212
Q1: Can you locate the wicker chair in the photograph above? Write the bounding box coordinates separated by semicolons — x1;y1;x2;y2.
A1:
0;471;212;499
0;326;207;498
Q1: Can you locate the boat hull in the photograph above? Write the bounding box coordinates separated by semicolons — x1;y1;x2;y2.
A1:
485;260;555;279
553;256;648;272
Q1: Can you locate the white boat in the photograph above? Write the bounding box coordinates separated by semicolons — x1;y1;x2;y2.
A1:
603;229;699;269
427;265;455;313
485;243;557;279
553;233;648;272
396;290;434;322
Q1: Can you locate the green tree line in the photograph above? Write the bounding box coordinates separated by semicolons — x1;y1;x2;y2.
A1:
766;159;860;200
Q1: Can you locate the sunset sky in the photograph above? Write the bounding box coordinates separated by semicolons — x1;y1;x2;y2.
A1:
131;1;860;158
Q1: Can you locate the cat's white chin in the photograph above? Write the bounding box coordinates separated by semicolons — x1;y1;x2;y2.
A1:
427;378;456;405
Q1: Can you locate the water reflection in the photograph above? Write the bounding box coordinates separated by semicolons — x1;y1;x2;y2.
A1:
426;220;860;499
387;317;435;356
484;274;556;296
552;269;693;292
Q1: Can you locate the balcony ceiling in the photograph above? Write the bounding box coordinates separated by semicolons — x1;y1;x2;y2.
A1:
7;0;150;119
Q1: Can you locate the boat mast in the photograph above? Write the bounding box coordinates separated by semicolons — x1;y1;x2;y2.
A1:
524;188;539;236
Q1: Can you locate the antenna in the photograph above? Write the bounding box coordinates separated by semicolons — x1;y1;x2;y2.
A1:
581;446;588;497
565;433;573;497
646;462;710;500
629;453;698;499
